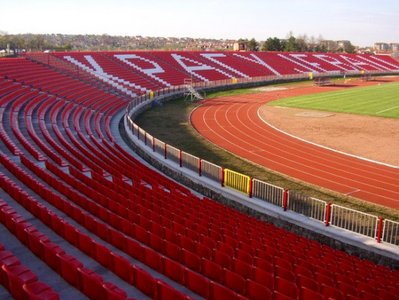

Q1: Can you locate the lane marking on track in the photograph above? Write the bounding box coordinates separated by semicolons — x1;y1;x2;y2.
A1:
345;189;361;196
257;107;399;170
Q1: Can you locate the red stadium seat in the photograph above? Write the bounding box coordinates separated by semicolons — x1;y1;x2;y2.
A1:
223;268;246;295
23;281;60;300
184;268;210;298
162;257;185;284
202;258;223;282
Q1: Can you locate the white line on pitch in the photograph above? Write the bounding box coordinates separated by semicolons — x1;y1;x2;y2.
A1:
376;104;399;114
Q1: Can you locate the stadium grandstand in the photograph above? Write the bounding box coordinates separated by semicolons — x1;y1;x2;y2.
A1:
1;50;399;300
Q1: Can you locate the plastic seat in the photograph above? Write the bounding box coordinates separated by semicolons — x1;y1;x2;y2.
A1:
111;254;134;284
233;258;252;279
223;268;246;295
321;285;345;300
23;281;60;300
195;243;212;260
41;241;65;272
295;264;314;278
275;265;296;282
179;234;196;252
126;238;144;261
78;267;104;299
213;249;232;269
182;249;201;272
102;282;127;300
134;266;156;298
57;253;83;287
109;228;126;251
147;233;164;252
274;257;294;272
316;272;336;288
164;240;181;261
78;232;95;256
275;276;298;299
26;227;50;258
254;257;274;273
252;267;274;289
184;268;210;299
246;279;273;300
217;242;235;257
162;257;184;284
157;280;190;300
202;258;223;282
297;274;319;292
235;248;253;264
143;247;162;271
95;243;112;269
2;264;38;300
296;284;323;299
210;281;238;300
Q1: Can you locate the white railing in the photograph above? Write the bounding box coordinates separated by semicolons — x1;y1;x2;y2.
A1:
252;179;284;207
330;205;379;239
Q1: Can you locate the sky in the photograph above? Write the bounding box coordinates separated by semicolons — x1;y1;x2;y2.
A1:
0;0;398;46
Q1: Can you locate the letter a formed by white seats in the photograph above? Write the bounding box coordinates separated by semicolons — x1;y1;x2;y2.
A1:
114;54;172;87
354;55;394;71
201;53;249;78
171;53;235;82
364;55;399;70
289;54;327;72
233;53;281;76
339;55;380;71
64;55;150;96
277;53;317;73
313;54;354;71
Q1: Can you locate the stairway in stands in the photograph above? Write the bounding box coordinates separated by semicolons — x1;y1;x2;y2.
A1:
0;57;398;299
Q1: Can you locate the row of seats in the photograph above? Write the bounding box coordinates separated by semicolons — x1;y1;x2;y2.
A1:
1;56;398;299
0;239;59;300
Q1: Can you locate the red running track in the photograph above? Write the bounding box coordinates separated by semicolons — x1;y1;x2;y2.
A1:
191;84;399;209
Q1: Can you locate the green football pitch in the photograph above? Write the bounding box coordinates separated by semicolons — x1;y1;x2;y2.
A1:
269;81;399;119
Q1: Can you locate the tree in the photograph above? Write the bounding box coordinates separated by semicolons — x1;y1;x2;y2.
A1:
247;38;259;51
261;37;284;51
284;36;297;52
345;42;356;54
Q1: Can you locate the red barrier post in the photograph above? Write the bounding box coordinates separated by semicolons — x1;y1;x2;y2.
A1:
282;189;288;211
376;216;384;243
325;203;332;226
248;178;253;198
198;159;202;176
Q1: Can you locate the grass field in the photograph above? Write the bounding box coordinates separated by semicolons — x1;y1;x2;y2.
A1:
269;81;399;119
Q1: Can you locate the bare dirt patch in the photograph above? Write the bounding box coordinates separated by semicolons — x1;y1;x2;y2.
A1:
259;106;399;166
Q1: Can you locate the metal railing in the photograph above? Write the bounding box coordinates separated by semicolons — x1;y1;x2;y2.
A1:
288;191;327;223
382;219;399;246
252;179;284;207
330;205;378;239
